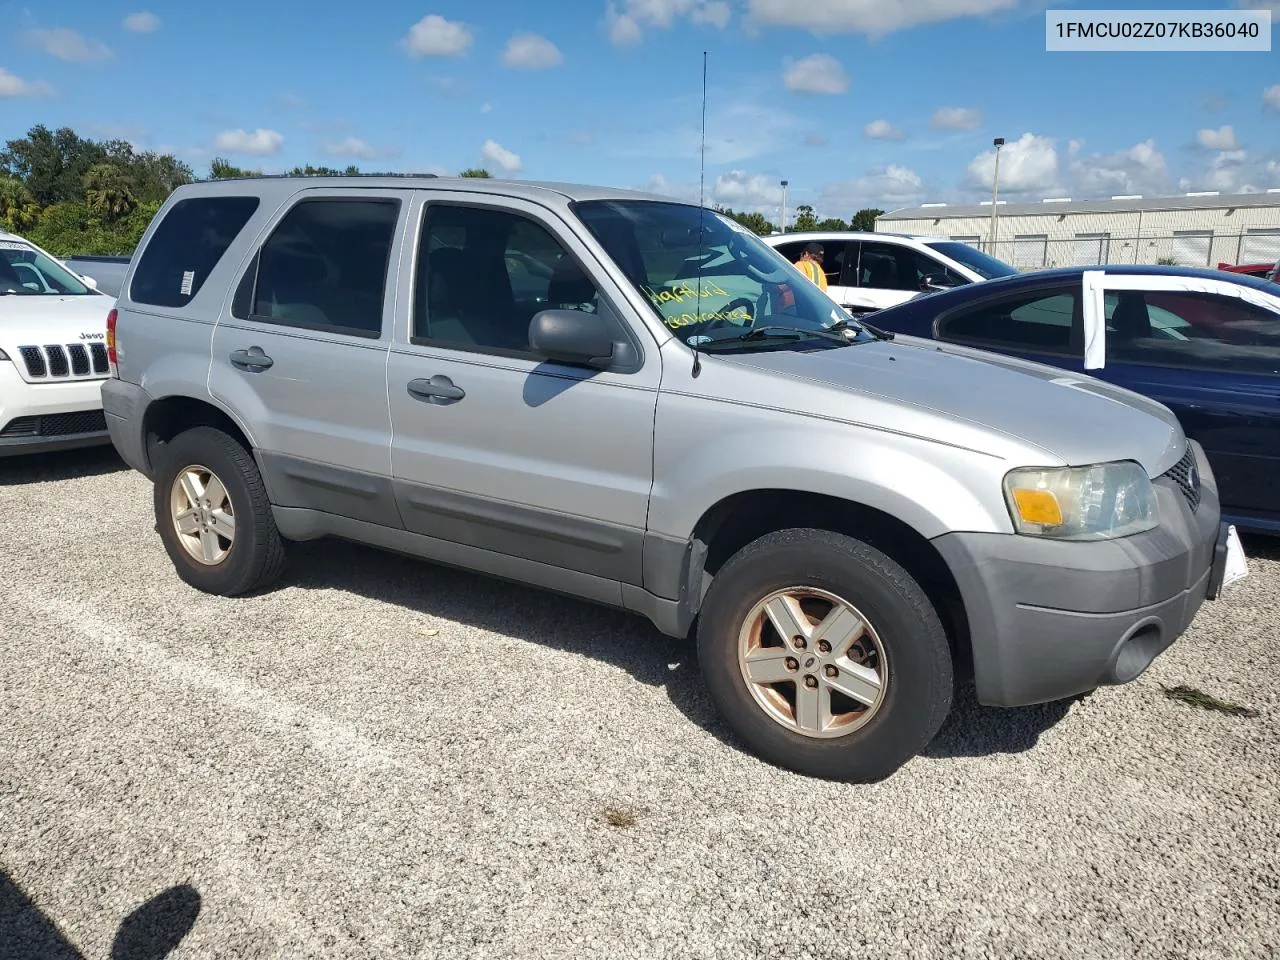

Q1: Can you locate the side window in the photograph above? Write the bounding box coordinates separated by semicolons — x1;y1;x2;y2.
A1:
937;288;1079;355
130;196;260;307
237;198;400;338
413;204;601;355
775;241;849;286
855;242;933;292
1105;290;1280;376
911;252;966;289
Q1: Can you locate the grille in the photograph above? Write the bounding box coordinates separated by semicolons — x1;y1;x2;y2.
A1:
15;342;108;380
0;410;108;438
1163;445;1202;512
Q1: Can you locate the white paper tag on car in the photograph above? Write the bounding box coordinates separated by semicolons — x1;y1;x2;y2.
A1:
1224;524;1249;588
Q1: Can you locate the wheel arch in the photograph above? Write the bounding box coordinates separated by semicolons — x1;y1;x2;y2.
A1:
139;393;259;475
673;488;973;673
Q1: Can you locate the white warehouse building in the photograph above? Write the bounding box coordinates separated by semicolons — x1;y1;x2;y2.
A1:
875;190;1280;272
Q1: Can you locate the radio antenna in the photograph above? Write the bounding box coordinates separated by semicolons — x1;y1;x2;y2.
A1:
692;49;708;378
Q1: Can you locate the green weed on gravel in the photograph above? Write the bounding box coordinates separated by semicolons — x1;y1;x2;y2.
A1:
1161;684;1259;718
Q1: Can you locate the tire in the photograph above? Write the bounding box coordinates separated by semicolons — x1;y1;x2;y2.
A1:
695;527;953;782
152;425;286;596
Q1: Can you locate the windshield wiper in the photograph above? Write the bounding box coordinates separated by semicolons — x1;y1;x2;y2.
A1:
727;324;852;344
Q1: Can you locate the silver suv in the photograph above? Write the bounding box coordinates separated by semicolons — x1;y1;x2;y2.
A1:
101;176;1239;782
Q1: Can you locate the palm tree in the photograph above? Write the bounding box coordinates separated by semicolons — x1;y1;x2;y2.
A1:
0;177;41;232
83;163;136;220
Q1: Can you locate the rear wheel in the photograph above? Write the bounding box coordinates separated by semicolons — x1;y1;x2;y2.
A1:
152;425;286;596
696;528;953;782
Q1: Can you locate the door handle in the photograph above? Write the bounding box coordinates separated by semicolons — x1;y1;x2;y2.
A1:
230;346;273;371
407;375;465;404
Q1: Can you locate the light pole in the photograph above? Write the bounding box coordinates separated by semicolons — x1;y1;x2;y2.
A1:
988;137;1004;256
779;179;789;234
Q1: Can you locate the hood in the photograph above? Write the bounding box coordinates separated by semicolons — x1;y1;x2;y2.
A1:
722;334;1185;477
0;293;116;383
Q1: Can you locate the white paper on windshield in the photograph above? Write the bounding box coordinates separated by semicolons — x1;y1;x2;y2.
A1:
1081;270;1107;370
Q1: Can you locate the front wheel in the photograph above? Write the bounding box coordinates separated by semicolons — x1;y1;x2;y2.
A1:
152;425;286;596
696;528;953;782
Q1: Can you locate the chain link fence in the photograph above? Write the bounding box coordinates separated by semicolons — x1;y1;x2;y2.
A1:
954;231;1280;272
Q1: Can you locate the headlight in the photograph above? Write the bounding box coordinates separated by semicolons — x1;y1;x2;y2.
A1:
1003;460;1157;540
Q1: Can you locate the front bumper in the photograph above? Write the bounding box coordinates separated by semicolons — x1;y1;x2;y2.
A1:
933;439;1223;707
0;365;111;456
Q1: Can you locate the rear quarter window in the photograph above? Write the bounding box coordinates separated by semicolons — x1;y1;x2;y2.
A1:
129;196;260;308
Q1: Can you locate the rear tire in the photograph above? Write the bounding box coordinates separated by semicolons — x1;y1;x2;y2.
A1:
152;425;286;596
696;527;953;782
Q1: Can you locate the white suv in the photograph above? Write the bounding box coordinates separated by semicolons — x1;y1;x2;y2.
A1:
762;231;1017;315
0;230;116;456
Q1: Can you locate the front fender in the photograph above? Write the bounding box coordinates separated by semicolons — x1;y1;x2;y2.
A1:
647;421;1015;544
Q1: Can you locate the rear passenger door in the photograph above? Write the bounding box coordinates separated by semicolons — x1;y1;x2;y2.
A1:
385;191;660;591
853;241;962;313
208;189;412;528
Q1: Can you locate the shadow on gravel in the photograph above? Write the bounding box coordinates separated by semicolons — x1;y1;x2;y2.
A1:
284;539;736;741
0;869;200;959
0;445;126;487
283;539;1074;762
1240;532;1280;562
922;682;1079;759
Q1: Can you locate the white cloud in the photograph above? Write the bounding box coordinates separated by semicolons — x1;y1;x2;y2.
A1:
821;164;927;212
481;102;493;113
605;3;644;43
401;15;472;57
748;0;1021;37
1265;84;1280;111
0;67;54;98
713;170;785;209
932;106;982;130
213;128;285;156
1196;125;1239;150
782;53;849;94
277;92;306;109
1068;138;1171;197
605;0;731;44
23;27;112;62
502;32;563;69
864;119;904;140
481;138;522;172
123;12;160;33
321;137;396;160
966;132;1058;193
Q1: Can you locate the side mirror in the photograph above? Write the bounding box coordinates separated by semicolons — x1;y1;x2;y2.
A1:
529;309;616;369
81;275;99;289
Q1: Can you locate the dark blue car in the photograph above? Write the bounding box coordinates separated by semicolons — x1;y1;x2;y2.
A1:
861;264;1280;534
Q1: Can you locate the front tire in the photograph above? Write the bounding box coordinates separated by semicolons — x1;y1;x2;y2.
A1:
152;425;286;596
696;528;953;782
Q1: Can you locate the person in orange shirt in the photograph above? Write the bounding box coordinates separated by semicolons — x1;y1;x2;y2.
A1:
793;242;828;291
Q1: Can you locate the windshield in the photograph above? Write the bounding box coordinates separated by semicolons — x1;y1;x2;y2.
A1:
571;199;873;351
0;239;94;295
925;241;1018;280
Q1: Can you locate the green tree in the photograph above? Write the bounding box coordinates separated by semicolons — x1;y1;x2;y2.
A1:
713;205;776;236
0;125;109;207
459;168;492;177
850;207;885;232
287;164;363;176
816;217;849;231
209;157;261;179
0;177;41;232
83;163;136;221
792;204;819;232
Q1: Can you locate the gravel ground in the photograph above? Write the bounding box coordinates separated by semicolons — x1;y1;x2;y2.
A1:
2;446;1278;960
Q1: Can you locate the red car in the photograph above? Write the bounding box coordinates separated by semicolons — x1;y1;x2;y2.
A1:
1218;260;1279;283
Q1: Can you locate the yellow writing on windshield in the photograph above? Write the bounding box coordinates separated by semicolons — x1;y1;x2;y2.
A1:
664;307;751;328
641;280;730;307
